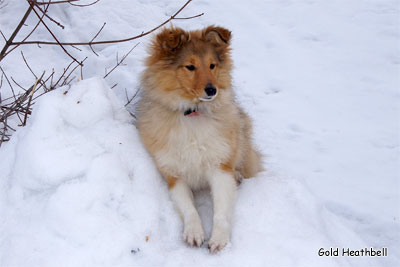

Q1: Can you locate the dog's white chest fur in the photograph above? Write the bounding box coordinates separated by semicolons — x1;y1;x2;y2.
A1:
155;115;230;189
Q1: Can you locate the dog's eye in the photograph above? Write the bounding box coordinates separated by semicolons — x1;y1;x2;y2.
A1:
185;65;196;71
210;64;216;69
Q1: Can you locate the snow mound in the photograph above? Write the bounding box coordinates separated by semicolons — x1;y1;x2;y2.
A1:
0;78;168;266
0;77;389;266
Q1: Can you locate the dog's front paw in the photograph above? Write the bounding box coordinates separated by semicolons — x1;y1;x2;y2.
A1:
183;218;205;247
208;227;230;253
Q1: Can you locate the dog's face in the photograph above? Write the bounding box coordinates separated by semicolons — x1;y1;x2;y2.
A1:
143;26;233;110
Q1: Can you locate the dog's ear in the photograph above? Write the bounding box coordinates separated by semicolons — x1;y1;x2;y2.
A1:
154;27;188;56
203;26;231;46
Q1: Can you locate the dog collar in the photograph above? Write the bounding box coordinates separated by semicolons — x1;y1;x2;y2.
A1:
184;107;200;117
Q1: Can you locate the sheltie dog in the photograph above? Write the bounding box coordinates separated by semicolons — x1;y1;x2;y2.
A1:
137;26;261;253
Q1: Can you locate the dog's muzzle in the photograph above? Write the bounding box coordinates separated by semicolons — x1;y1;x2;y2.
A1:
199;83;218;102
199;92;218;102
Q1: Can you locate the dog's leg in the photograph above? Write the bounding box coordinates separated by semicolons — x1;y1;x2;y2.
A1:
169;179;205;247
207;168;237;253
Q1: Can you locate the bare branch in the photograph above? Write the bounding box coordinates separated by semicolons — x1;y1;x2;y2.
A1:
0;66;18;102
0;30;7;42
124;86;140;107
28;0;81;65
104;43;139;79
34;0;79;5
2;2;51;60
0;5;33;61
22;72;45;126
35;3;65;29
10;0;202;47
174;13;204;20
21;51;38;79
68;0;100;7
11;76;28;92
89;22;106;56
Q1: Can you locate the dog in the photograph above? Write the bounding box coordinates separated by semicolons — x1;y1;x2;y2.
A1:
137;26;261;253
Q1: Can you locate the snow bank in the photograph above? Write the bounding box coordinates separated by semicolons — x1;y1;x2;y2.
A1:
0;77;388;266
0;78;168;266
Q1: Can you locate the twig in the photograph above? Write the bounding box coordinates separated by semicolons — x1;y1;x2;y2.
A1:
11;0;202;47
174;13;204;20
52;59;75;88
68;0;100;7
0;5;33;61
0;70;3;91
0;68;26;125
0;30;7;42
28;0;82;65
0;66;18;102
11;77;28;92
104;43;138;78
34;3;65;29
38;71;55;92
35;0;79;5
2;2;51;60
1;106;31;114
1;116;9;145
89;22;106;56
124;87;139;107
70;45;83;51
22;73;42;126
21;51;38;79
62;57;87;85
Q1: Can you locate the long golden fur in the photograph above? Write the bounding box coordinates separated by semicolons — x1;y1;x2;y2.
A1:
137;25;261;252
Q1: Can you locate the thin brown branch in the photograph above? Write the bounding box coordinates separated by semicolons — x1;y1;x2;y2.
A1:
70;45;83;51
0;66;18;102
53;59;75;88
11;77;28;92
0;30;7;42
21;51;38;79
0;5;33;61
68;0;100;7
0;68;25;124
174;13;204;20
62;57;87;85
89;22;106;56
1;106;31;114
2;2;51;60
35;3;65;29
104;43;139;78
35;0;79;5
37;70;55;92
11;0;201;47
5;123;16;132
28;0;81;65
1;117;9;145
124;87;140;107
0;71;3;92
23;72;44;126
80;62;83;79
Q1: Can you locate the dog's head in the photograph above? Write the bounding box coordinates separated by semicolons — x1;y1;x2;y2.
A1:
142;26;233;111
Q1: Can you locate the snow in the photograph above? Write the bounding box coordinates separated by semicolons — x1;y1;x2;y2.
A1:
0;0;399;266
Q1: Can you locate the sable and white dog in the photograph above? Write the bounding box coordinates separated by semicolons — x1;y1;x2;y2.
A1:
137;26;261;253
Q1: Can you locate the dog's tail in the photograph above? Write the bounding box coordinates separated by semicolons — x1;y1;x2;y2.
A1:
237;107;263;179
242;147;263;179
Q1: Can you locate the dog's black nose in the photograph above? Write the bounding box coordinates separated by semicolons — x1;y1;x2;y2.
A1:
204;84;217;97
